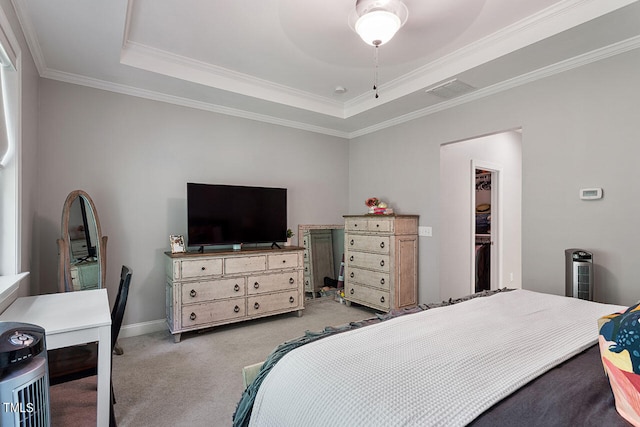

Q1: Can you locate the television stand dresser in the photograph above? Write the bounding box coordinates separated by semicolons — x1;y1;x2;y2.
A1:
343;214;418;312
165;246;304;342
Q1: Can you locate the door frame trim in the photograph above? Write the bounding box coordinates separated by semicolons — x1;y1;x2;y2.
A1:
470;160;503;294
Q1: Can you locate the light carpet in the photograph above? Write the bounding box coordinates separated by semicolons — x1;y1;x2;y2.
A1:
49;297;375;426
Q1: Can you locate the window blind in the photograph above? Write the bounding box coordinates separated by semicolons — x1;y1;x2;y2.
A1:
0;24;14;168
0;71;7;168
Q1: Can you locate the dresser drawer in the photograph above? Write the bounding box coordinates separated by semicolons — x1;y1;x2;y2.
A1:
347;267;390;290
181;299;246;327
303;274;312;293
247;271;299;295
345;218;368;232
347;235;390;254
181;277;246;303
225;255;266;274
166;282;174;328
70;277;80;293
70;239;89;257
345;284;390;310
347;252;390;272
367;218;393;233
267;253;299;270
181;258;223;278
346;218;393;233
247;290;300;316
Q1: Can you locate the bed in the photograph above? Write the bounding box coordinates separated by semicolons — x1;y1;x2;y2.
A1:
234;289;632;426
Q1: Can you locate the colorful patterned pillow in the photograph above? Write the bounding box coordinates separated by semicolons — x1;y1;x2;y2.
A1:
599;302;640;426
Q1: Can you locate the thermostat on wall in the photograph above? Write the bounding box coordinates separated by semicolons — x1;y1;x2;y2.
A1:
580;188;603;200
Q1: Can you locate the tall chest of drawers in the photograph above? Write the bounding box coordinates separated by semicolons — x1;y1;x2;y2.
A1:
165;247;304;342
343;215;418;311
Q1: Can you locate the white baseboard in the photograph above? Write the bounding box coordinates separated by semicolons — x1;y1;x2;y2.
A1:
118;319;166;338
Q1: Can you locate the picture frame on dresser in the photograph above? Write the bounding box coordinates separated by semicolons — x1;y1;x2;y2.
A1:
169;235;186;253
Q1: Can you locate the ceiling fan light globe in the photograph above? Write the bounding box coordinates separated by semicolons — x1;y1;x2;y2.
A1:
355;10;401;46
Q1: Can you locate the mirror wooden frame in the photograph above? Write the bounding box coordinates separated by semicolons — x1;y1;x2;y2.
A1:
297;224;344;244
298;224;344;296
57;190;108;292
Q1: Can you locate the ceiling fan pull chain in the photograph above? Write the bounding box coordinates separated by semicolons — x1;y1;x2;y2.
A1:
373;44;379;99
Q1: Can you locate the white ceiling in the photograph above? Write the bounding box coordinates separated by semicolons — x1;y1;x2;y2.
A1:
12;0;640;138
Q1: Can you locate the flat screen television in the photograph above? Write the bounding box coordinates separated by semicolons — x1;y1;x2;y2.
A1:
187;183;287;247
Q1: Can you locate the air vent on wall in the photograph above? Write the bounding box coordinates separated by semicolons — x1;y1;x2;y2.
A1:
425;79;476;99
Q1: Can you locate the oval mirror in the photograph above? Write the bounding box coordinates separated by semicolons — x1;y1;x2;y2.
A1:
57;190;108;292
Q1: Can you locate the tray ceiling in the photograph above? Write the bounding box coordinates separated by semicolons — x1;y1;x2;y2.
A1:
12;0;640;138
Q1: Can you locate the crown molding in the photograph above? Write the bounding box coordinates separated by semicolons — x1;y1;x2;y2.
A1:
12;0;640;140
26;33;640;141
40;67;350;139
121;0;347;118
121;0;634;119
344;0;639;117
347;34;640;139
13;0;348;137
11;0;45;75
120;41;347;119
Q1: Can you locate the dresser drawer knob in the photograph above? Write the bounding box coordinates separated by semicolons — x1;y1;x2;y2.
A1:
201;266;206;271
380;296;385;303
289;296;295;303
234;305;240;313
380;242;385;248
376;224;380;228
282;259;286;264
304;253;307;258
234;284;240;292
354;223;358;227
350;239;354;245
350;256;354;261
380;260;385;267
350;272;354;278
190;312;196;321
254;302;260;310
305;280;309;286
254;282;260;289
350;288;354;295
289;277;295;284
380;278;385;285
189;289;197;298
305;266;309;272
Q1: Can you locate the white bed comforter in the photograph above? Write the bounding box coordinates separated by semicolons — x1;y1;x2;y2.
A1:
249;290;625;427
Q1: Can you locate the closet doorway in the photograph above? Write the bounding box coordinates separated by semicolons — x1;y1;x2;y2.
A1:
472;161;501;293
439;129;521;301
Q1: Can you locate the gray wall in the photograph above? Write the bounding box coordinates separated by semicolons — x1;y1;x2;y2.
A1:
32;42;640;333
35;80;349;327
349;48;640;306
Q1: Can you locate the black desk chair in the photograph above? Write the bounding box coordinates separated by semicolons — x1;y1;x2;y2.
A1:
48;265;133;426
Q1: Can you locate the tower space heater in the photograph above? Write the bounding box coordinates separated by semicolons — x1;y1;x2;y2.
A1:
0;322;50;427
565;249;594;301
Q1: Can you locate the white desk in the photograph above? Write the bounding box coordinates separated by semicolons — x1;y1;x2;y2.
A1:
0;289;111;426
